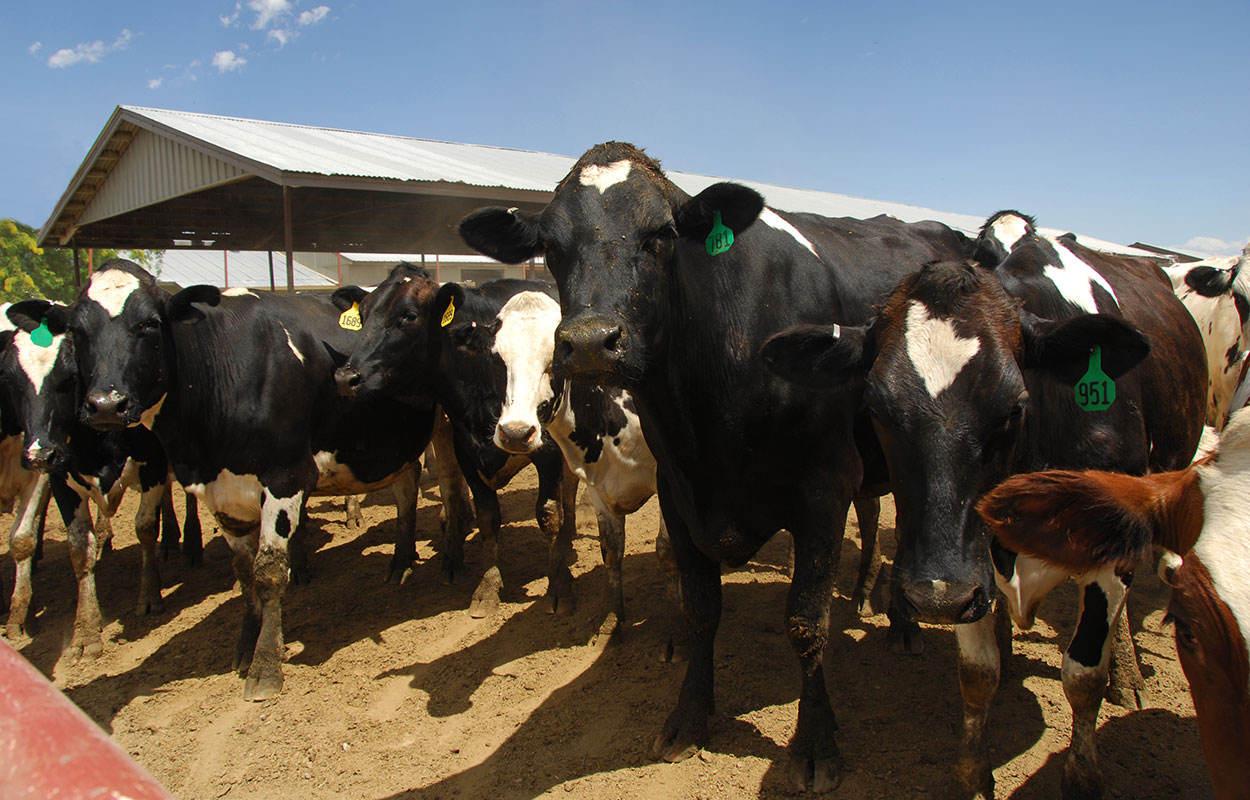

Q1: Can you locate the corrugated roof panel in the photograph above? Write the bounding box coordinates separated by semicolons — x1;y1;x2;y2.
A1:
157;249;334;289
80;128;247;226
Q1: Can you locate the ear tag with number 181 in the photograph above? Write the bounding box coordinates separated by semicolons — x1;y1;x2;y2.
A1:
338;302;362;331
1075;346;1115;411
705;211;733;256
30;320;53;348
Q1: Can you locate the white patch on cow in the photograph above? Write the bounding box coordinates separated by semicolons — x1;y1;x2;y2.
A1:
758;207;818;257
140;393;166;430
1195;411;1250;652
222;287;257;297
282;326;305;364
86;270;140;318
995;552;1070;629
185;469;263;526
954;613;998;670
905;301;981;398
989;213;1031;253
1041;236;1120;315
579;160;632;193
260;487;302;556
493;292;562;453
0;303;14;334
14;329;65;394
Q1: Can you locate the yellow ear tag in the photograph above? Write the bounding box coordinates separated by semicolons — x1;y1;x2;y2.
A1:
338;302;362;331
441;298;455;327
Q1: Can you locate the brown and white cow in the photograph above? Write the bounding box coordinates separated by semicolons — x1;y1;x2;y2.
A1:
978;409;1250;800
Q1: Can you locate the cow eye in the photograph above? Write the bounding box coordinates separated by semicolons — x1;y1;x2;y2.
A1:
137;317;161;334
653;224;678;241
402;310;419;324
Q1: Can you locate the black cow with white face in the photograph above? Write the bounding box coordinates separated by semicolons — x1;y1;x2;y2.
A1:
458;142;973;791
334;267;578;619
765;213;1207;798
68;259;436;700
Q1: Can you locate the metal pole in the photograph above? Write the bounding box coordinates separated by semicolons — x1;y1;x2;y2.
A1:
337;252;342;285
283;185;295;292
224;250;229;289
73;248;81;289
268;250;275;292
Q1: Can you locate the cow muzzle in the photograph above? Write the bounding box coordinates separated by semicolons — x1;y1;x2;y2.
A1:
554;315;627;379
335;365;362;398
899;579;992;625
22;441;62;472
84;391;132;430
494;421;541;454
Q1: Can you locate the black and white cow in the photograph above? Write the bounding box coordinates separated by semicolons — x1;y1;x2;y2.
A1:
458;142;973;791
334;267;578;619
1163;256;1249;428
67;260;441;700
765;211;1207;798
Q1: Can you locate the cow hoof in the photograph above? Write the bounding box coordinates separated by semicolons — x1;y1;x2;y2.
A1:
659;638;690;664
591;612;622;645
887;618;924;655
5;617;34;643
788;753;841;794
1105;683;1145;710
68;636;104;662
440;558;466;586
243;671;283;702
650;725;703;763
1060;769;1104;800
943;780;993;800
386;560;415;585
136;596;165;615
854;594;875;617
541;588;575;616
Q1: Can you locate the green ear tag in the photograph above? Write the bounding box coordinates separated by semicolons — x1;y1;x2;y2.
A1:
705;211;733;256
1075;347;1115;411
338;302;362;331
441;298;455;328
30;320;53;348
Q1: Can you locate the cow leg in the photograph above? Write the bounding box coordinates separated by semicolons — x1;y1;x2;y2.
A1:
536;459;577;616
1104;603;1145;709
654;518;688;663
651;483;720;764
432;424;474;561
61;485;105;661
588;488;626;641
387;467;420;584
132;481;167;615
6;473;51;641
222;523;262;678
92;480;123;554
465;471;503;618
850;496;883;616
243;487;301;701
886;534;924;654
784;521;844;793
345;495;364;532
180;492;203;567
1060;573;1127;800
158;488;177;559
951;613;1000;800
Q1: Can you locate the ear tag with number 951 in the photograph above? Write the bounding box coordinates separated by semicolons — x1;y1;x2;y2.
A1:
1075;347;1115;411
441;298;455;327
705;211;733;256
338;302;362;331
30;320;53;348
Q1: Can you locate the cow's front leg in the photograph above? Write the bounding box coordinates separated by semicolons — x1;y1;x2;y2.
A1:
785;524;842;793
6;473;50;641
588;489;626;641
387;467;420;584
221;520;261;678
243;487;300;701
1104;595;1145;709
951;613;1000;800
431;410;474;563
1060;573;1127;800
651;490;719;763
180;492;203;567
133;480;168;614
62;488;104;661
654;518;688;663
466;475;503;619
535;458;577;616
850;496;883;616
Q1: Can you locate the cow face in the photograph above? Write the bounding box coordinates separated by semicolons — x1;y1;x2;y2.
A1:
491;291;561;454
68;260;219;431
333;264;439;401
1;301;76;471
764;261;1150;624
459;142;763;386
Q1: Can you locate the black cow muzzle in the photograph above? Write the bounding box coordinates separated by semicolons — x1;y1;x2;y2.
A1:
554;314;626;378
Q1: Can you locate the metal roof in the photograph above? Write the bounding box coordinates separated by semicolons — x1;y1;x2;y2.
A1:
156;249;334;289
39;105;1155;259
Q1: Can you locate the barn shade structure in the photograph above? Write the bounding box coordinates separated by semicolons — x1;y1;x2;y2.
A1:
39;106;1160;290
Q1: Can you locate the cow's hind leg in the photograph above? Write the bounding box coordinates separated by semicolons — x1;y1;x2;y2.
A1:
951;613;1000;800
133;480;167;614
465;474;503;618
1060;571;1128;800
6;473;50;641
222;521;261;678
535;459;577;616
589;489;626;641
850;495;883;616
180;492;203;567
1104;605;1145;709
387;467;419;584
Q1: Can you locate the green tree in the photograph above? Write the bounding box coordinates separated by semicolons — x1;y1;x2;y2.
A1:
0;219;160;303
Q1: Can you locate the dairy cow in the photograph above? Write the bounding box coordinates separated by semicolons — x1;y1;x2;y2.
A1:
978;409;1250;800
334;268;578;619
458;142;973;791
765;211;1206;798
68;260;439;699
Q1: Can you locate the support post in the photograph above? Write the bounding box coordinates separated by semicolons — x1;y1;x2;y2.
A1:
268;250;275;292
283;185;295;292
73;247;81;289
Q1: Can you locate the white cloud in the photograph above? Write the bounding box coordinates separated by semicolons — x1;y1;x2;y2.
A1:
212;50;247;72
148;77;163;89
249;0;292;29
47;29;132;68
299;5;330;25
268;28;292;47
221;5;241;27
28;41;41;55
1182;236;1250;257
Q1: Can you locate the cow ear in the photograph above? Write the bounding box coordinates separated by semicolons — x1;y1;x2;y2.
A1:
8;300;70;336
169;285;221;325
675;182;765;242
432;283;466;332
460;207;542;264
332;285;367;312
1020;311;1149;383
762;323;872;389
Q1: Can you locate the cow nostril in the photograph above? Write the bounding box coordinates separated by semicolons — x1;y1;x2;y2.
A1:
347;372;361;387
603;327;623;354
557;339;574;362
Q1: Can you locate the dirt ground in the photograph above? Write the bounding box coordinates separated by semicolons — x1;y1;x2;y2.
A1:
1;466;1214;799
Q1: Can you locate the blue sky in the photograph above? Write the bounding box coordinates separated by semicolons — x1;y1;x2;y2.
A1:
2;1;1247;255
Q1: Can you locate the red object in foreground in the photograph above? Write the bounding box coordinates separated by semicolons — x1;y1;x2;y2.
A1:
0;639;174;799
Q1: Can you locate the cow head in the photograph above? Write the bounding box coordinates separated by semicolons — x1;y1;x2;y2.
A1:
459;142;763;386
333;263;440;401
491;291;562;454
68;259;219;431
972;210;1039;268
977;413;1250;799
0;301;76;471
763;260;1150;624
